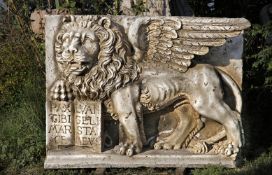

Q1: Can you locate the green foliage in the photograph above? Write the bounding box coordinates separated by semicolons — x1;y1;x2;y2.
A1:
0;0;45;174
77;0;114;15
0;0;45;109
0;100;45;171
241;23;272;162
52;0;119;15
192;166;226;175
131;0;148;15
244;23;272;89
192;148;272;175
54;0;76;13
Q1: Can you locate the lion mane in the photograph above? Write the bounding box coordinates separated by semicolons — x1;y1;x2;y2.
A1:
55;16;140;100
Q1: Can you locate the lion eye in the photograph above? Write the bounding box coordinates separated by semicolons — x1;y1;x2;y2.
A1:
70;37;81;45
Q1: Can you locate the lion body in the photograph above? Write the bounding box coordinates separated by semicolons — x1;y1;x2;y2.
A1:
109;64;243;154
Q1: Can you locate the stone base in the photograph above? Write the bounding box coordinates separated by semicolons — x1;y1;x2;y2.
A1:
44;147;239;169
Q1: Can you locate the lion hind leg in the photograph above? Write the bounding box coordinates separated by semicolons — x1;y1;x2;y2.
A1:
154;103;201;150
192;99;243;155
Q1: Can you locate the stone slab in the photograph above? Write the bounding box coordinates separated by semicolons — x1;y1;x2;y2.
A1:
44;15;249;169
44;148;238;169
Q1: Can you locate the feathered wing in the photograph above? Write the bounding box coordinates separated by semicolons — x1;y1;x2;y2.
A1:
128;17;251;72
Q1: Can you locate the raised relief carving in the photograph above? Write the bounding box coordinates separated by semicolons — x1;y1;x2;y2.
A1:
46;15;250;162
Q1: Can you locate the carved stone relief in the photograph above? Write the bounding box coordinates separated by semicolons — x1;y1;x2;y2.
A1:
45;15;250;168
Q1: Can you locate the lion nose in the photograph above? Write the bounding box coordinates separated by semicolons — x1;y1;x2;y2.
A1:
68;45;78;53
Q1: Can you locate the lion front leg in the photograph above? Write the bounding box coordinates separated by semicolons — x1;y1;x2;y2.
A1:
111;84;145;156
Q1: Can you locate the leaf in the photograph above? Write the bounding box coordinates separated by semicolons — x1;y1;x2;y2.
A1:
55;0;60;9
70;2;76;8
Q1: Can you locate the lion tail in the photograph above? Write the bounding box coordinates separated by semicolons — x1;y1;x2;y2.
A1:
217;69;242;114
217;68;244;145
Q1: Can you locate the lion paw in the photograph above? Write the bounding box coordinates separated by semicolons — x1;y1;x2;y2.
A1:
154;141;180;150
210;140;239;157
188;141;209;154
114;143;141;157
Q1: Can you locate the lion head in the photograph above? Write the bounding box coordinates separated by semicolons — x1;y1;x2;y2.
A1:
55;16;140;100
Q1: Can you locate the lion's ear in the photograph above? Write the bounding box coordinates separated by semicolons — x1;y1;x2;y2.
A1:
62;15;75;23
98;17;111;29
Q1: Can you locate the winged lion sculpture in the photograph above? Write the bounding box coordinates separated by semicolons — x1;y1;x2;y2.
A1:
50;15;250;157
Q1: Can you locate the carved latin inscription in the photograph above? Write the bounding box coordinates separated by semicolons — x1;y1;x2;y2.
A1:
75;100;102;152
47;101;74;147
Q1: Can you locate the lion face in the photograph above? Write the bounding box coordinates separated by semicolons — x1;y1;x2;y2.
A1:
54;16;140;100
56;30;100;77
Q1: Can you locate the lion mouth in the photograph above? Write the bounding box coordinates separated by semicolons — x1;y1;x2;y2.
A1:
70;61;90;76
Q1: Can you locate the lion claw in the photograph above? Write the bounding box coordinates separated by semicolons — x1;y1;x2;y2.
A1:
154;142;162;150
115;143;139;156
119;146;126;155
163;143;173;150
154;141;176;150
126;148;134;156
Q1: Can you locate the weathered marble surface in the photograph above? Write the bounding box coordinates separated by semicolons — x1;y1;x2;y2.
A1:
45;15;250;168
44;148;238;169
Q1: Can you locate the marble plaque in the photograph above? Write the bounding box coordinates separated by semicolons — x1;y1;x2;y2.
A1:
45;15;250;168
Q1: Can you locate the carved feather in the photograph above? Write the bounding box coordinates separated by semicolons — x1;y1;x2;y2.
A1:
172;45;209;55
128;17;250;72
179;30;242;39
183;39;226;47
